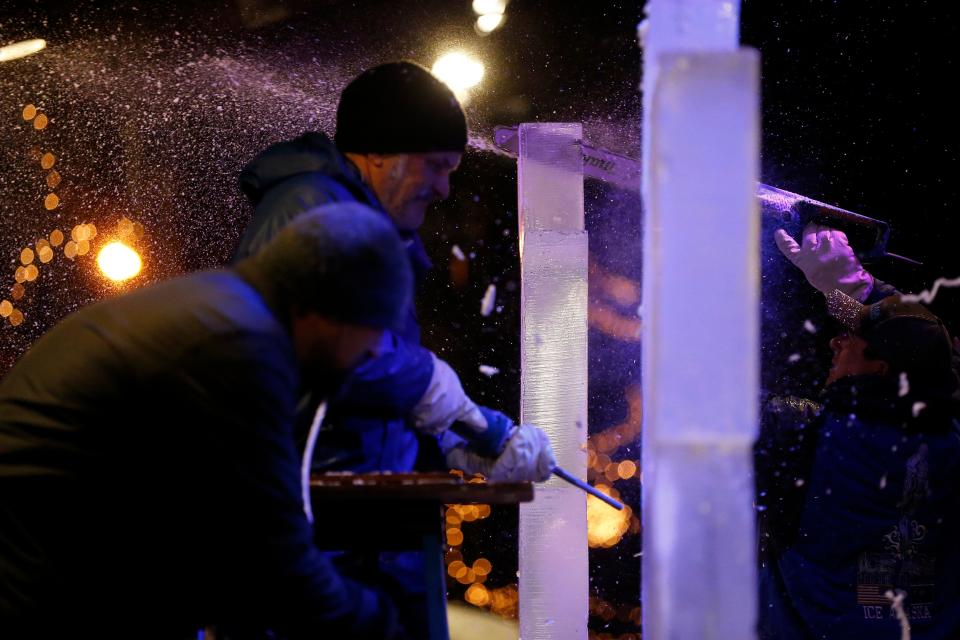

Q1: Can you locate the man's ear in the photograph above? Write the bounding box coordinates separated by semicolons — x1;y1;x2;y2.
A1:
367;153;386;168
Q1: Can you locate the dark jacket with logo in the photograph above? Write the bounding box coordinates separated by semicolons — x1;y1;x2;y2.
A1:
756;375;960;640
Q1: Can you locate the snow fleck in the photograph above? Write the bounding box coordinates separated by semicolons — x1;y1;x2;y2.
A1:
912;401;927;417
879;474;887;490
794;478;805;488
884;589;911;640
899;372;910;397
478;364;500;377
451;244;466;261
480;284;497;316
788;353;801;363
803;319;817;334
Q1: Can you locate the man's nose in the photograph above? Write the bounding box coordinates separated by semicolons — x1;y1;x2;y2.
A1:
829;335;846;351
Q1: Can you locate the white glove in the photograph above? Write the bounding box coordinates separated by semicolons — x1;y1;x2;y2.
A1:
774;223;874;302
411;354;485;435
445;424;557;482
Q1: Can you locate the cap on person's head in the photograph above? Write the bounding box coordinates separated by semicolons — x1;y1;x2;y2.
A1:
335;61;467;154
250;203;412;332
826;289;958;395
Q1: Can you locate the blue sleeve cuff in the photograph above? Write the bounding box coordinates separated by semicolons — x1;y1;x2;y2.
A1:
459;406;514;457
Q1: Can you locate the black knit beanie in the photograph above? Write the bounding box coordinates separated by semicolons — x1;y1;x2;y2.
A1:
335;61;467;154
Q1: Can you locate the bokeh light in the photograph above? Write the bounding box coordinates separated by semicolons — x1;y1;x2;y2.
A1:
471;0;506;14
465;583;491;606
476;13;504;34
96;241;142;282
587;484;631;548
431;51;484;99
0;38;47;63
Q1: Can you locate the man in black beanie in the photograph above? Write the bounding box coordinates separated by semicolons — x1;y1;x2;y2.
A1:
0;205;413;638
235;61;555;488
234;61;556;636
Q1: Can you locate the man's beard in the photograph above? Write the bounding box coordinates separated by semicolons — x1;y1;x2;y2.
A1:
300;363;352;402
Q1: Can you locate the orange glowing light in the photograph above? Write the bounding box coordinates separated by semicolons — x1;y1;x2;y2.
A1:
38;246;53;263
0;300;12;317
24;265;39;282
604;463;620;483
465;583;491;607
8;308;24;327
472;558;492;576
44;193;59;210
49;229;64;246
33;113;48;130
11;283;25;300
96;242;142;282
447;560;467;579
22;104;37;121
64;240;77;259
40;152;55;170
445;548;463;565
20;248;34;265
587;484;631;548
617;460;637;480
46;170;61;188
14;267;26;283
446;528;464;546
76;240;90;257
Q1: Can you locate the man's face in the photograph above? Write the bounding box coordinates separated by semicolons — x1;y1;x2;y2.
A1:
825;333;889;386
369;151;462;232
292;314;384;391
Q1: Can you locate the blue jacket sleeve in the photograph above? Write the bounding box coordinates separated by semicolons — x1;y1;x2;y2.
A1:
332;330;435;417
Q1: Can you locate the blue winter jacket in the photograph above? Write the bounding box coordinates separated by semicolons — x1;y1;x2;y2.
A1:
235;132;436;472
756;376;960;640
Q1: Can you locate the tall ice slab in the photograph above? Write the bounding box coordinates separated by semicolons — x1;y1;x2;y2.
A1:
517;123;589;640
640;1;761;637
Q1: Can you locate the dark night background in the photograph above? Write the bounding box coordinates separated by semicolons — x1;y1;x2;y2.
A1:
1;1;958;637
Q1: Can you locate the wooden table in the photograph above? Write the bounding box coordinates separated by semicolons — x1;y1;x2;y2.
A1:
310;473;534;640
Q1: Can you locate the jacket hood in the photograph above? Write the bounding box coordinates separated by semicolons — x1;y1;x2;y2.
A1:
240;132;365;207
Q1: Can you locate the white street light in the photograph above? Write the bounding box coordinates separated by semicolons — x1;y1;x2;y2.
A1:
431;51;485;99
0;39;46;63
